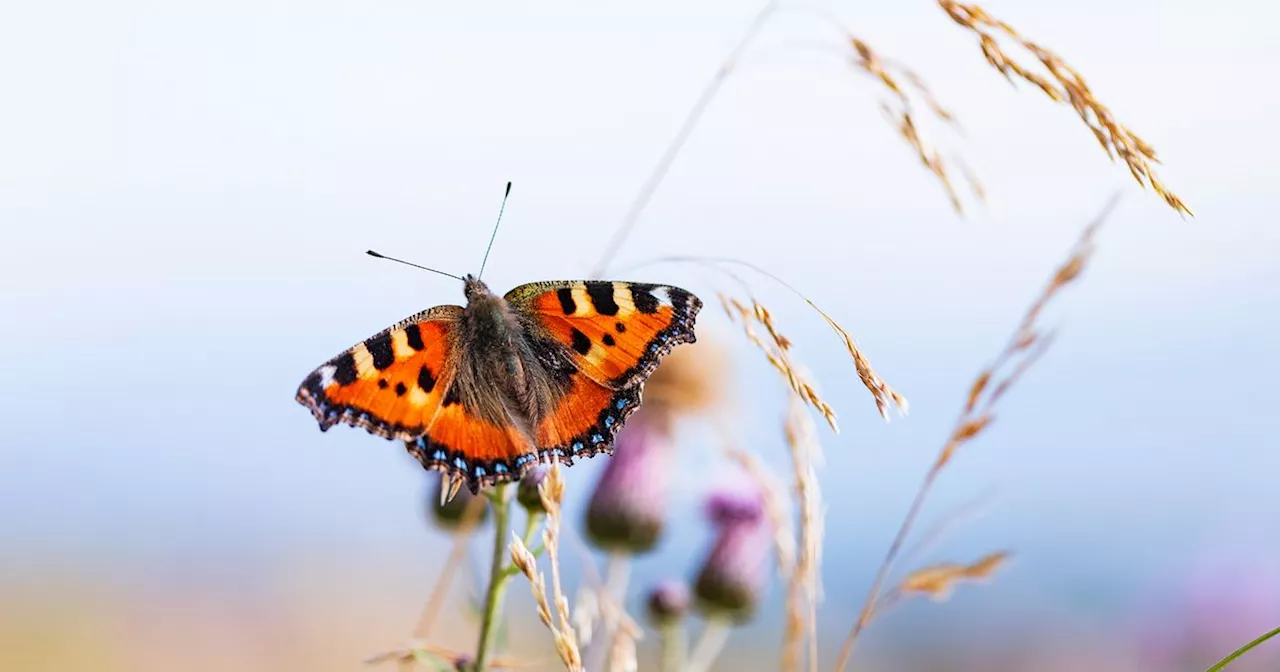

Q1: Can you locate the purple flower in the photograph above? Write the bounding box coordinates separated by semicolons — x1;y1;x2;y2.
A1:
647;580;691;626
692;488;771;622
584;408;675;554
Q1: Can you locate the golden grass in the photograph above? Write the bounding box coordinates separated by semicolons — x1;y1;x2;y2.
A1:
719;293;840;432
509;466;584;672
897;551;1011;602
715;298;830;672
849;35;980;215
832;194;1122;672
938;0;1192;216
658;253;906;672
743;5;984;216
782;397;824;672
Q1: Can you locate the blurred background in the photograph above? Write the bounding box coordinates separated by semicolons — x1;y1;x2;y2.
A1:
2;0;1278;670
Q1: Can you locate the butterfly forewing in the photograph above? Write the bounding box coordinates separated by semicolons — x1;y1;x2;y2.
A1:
506;280;702;389
507;280;702;459
295;305;462;440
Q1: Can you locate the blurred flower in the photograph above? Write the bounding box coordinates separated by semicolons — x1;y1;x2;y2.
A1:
584;408;674;554
693;488;772;622
426;473;487;530
1134;549;1280;670
518;465;549;514
641;335;729;417
584;337;729;555
646;580;690;626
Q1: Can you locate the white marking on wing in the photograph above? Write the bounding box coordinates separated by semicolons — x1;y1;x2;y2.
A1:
650;286;673;307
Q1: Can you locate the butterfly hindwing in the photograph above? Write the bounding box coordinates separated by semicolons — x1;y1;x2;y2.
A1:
533;375;643;461
295;305;462;440
404;401;533;491
506;280;702;389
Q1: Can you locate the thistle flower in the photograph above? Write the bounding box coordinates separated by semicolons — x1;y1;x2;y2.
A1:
693;488;772;622
426;473;487;530
646;580;691;626
583;337;728;554
584;408;675;554
517;465;549;514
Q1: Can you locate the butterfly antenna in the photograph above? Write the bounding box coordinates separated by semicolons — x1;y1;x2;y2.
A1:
366;250;464;281
477;181;512;281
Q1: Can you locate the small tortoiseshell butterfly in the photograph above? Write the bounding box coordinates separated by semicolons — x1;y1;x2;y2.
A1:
295;187;701;494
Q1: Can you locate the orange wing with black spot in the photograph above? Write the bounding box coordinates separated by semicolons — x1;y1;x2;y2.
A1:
507;280;702;460
295;305;461;441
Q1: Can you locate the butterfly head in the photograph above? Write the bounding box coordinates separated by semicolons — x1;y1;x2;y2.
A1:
462;274;495;303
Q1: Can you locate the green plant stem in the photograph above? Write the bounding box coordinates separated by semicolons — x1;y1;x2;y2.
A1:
1207;625;1280;672
522;509;543;547
659;621;687;672
686;618;731;672
472;485;512;672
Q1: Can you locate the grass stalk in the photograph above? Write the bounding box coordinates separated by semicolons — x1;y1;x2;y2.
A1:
1206;625;1280;672
590;0;778;278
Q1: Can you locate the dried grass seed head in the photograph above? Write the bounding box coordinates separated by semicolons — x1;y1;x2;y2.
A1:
938;0;1191;216
899;551;1012;602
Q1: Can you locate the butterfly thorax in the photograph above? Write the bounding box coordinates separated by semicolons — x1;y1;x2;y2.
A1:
455;275;545;438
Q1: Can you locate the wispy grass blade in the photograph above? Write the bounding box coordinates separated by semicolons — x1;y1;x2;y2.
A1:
1206;625;1280;672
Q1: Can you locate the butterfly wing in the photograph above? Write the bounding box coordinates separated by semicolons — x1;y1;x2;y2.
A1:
506;280;702;460
403;402;534;492
298;303;534;492
295;305;463;440
506;280;702;389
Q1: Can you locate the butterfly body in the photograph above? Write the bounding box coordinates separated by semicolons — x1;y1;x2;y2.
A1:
296;276;701;492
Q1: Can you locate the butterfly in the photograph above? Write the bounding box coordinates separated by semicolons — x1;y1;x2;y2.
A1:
295;275;702;494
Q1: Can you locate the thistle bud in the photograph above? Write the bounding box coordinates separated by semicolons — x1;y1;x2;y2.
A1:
517;465;550;514
692;489;771;622
426;473;487;530
584;409;675;554
646;580;690;626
